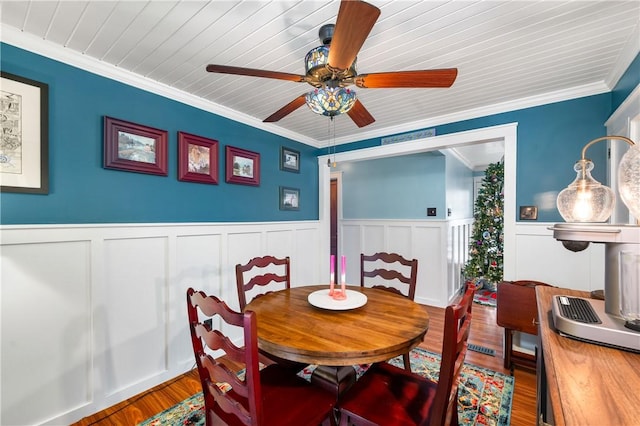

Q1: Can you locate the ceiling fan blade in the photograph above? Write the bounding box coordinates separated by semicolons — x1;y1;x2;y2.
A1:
347;99;375;128
354;69;458;88
206;65;305;83
328;0;381;71
263;94;308;123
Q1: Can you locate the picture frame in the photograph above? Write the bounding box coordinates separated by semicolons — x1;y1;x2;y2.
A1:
225;145;260;186
103;116;168;176
0;71;49;194
280;146;300;173
178;131;218;184
280;186;300;211
519;205;538;220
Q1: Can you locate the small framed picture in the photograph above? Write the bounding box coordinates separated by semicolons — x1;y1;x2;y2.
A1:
225;145;260;186
280;186;300;211
280;146;300;173
0;71;49;194
178;131;218;184
103;116;168;176
519;205;538;220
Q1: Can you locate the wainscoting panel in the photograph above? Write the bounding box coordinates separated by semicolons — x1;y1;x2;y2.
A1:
412;224;447;306
1;240;92;426
387;225;414;255
102;237;169;396
360;224;385;255
513;223;605;290
341;224;363;283
174;233;223;368
291;226;322;285
448;219;473;298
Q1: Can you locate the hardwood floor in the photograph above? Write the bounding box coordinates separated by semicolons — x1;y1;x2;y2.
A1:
73;302;537;426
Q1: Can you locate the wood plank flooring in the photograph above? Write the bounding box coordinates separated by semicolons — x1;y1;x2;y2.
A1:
73;302;537;426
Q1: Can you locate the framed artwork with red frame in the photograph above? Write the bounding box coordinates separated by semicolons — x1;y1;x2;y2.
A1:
103;116;168;176
178;131;218;184
225;145;260;186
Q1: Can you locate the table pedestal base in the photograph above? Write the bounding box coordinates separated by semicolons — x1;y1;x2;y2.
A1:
310;365;357;398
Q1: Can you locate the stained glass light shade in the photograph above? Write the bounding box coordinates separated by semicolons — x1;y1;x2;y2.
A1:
305;87;357;116
557;159;616;222
303;45;358;116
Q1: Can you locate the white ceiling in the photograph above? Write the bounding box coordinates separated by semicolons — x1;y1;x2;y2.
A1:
1;0;638;168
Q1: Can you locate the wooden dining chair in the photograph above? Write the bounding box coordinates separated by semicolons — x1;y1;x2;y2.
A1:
337;283;475;426
235;255;307;371
497;280;553;370
361;252;418;370
236;255;291;310
187;288;336;426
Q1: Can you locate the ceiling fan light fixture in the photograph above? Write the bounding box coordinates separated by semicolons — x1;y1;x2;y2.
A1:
305;45;357;84
305;86;356;116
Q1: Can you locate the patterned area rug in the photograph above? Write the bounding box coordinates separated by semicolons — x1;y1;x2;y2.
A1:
139;348;513;426
474;288;497;307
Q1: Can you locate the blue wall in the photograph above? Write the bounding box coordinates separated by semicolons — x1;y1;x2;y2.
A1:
335;152;446;219
0;43;319;224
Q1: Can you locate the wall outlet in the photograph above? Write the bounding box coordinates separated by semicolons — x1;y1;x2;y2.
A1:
427;208;437;216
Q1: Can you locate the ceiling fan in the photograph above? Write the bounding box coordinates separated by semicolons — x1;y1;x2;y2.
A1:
205;0;458;128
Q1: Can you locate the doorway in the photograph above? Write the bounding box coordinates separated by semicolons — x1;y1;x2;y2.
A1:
318;123;518;281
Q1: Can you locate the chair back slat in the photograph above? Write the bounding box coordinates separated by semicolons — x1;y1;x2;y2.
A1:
236;256;291;310
361;252;418;300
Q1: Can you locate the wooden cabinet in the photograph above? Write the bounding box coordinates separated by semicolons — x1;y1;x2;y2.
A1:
536;286;640;426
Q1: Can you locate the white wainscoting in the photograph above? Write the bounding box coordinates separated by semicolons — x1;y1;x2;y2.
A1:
513;222;605;290
0;221;323;426
340;218;473;307
0;219;605;425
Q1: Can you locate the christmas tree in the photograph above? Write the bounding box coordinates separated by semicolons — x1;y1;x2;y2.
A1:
463;161;504;288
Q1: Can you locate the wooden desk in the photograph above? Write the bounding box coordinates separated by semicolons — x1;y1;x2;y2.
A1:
536;286;640;426
245;285;429;395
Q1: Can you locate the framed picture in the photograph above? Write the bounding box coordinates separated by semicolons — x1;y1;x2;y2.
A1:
225;145;260;186
280;186;300;211
103;116;168;176
178;131;218;184
0;71;49;194
280;146;300;173
519;205;538;220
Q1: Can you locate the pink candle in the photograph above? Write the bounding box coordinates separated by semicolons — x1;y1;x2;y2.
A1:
332;255;347;300
329;255;335;295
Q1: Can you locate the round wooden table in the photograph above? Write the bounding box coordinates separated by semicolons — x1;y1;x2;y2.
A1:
245;285;429;396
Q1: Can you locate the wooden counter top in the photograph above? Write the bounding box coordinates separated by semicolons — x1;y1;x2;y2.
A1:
536;286;640;426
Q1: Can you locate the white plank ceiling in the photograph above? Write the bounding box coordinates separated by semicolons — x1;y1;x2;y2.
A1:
1;0;639;158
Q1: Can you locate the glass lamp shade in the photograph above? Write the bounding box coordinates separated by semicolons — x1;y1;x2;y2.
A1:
305;87;357;116
618;144;640;221
557;159;616;222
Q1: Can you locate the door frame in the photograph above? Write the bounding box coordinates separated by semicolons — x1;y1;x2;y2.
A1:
317;122;518;282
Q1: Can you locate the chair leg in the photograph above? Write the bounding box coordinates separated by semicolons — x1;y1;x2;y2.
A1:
403;352;411;372
503;328;513;369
